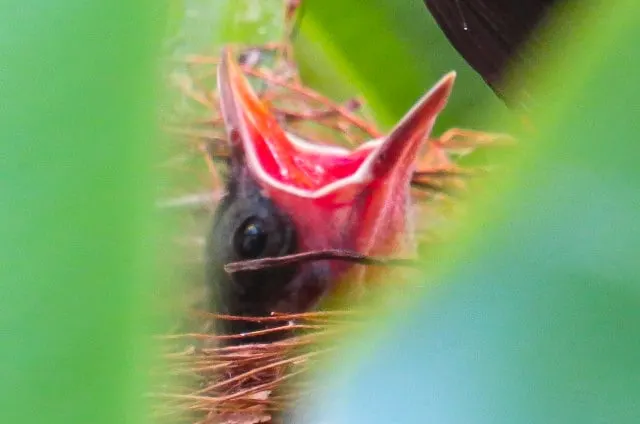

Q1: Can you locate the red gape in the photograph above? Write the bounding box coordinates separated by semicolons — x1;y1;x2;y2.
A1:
218;49;455;290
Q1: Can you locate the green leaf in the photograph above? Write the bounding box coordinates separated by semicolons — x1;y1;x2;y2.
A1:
0;2;166;424
174;0;284;55
293;0;506;132
295;1;640;423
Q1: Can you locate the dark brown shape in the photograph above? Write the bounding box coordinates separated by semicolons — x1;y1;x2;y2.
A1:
424;0;564;103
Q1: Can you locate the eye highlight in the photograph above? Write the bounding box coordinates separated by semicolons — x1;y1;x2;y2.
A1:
234;217;268;259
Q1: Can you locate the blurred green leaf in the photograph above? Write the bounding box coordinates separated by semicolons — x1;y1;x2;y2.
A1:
174;0;284;55
0;2;166;424
293;0;506;132
295;1;640;423
166;0;284;128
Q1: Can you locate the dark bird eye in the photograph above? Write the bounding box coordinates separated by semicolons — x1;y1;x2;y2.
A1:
234;218;268;259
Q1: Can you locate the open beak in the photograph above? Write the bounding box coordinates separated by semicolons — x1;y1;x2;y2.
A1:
218;47;455;264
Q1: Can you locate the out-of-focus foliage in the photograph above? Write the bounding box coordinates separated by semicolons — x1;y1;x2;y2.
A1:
293;0;506;132
0;2;167;424
293;1;640;423
170;0;284;55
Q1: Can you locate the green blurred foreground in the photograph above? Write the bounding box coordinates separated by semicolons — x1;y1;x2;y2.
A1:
1;2;167;424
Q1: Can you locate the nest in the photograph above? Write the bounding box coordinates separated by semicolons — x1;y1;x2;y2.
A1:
154;4;513;422
152;311;353;424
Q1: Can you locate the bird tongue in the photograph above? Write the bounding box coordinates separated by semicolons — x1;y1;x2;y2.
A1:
218;48;455;275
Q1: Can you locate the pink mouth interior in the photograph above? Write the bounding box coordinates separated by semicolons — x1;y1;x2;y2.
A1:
249;129;376;189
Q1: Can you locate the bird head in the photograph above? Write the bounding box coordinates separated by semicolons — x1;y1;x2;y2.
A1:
206;49;455;342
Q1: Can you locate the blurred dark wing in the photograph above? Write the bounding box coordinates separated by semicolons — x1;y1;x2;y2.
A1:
424;0;562;103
